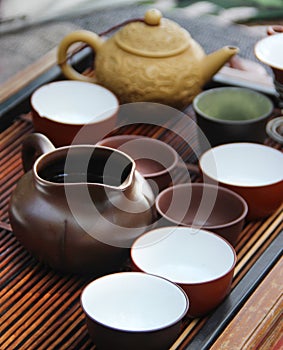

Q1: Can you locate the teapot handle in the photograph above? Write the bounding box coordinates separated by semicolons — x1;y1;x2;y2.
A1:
22;133;55;172
57;30;103;83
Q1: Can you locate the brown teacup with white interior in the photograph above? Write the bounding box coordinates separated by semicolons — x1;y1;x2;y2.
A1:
131;226;237;318
198;143;283;220
31;81;119;147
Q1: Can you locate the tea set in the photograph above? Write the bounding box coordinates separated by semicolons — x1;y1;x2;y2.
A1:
8;8;283;349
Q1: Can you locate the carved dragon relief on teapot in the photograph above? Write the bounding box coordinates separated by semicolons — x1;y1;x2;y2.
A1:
95;39;203;108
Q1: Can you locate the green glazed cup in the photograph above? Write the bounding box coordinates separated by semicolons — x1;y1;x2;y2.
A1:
193;87;273;151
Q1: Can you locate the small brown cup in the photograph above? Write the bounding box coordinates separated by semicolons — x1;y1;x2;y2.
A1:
131;227;237;318
97;135;179;193
267;25;283;36
155;183;248;246
31;81;119;147
81;272;189;349
199;143;283;220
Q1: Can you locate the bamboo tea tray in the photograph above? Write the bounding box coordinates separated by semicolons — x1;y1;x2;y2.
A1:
0;54;282;350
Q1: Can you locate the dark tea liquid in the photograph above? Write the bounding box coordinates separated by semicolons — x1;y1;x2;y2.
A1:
46;172;120;185
38;151;132;187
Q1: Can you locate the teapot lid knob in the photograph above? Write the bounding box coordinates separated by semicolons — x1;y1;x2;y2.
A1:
144;9;162;26
115;8;190;58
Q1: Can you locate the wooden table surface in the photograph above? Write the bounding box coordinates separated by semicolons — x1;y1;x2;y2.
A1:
0;49;282;350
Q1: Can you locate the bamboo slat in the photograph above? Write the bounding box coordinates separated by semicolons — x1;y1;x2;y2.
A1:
210;257;283;350
0;104;282;350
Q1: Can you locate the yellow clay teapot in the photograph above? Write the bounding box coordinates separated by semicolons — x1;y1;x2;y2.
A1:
57;9;239;109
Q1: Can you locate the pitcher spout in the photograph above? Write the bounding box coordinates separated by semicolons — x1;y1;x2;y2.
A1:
201;46;239;84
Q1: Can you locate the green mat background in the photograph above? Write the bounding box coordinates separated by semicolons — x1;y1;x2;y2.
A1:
177;0;283;23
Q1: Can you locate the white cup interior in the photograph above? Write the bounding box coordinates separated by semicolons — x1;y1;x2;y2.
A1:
31;81;119;125
255;33;283;69
199;143;283;187
131;227;236;284
81;272;188;331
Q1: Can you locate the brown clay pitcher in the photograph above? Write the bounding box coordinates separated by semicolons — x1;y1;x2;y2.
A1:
9;133;155;275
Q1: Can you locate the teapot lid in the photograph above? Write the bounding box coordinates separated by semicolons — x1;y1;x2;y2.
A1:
114;9;191;58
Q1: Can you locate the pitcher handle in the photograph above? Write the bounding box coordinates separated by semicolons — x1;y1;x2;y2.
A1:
57;30;103;83
22;133;55;172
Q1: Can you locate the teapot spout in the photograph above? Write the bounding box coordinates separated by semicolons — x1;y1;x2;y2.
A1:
201;46;239;84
